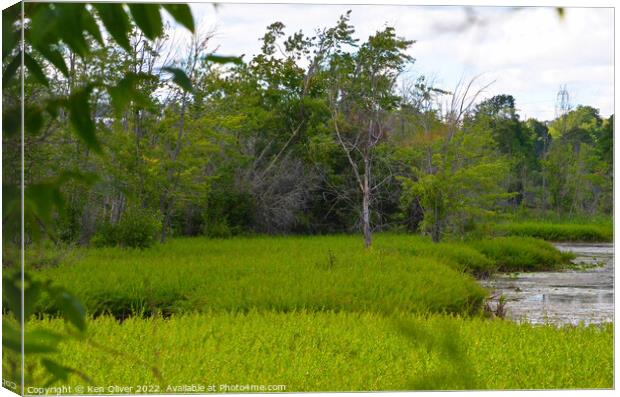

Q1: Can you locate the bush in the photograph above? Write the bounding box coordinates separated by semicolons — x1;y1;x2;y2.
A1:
203;220;233;238
91;208;162;249
90;222;120;248
57;205;82;243
204;188;255;235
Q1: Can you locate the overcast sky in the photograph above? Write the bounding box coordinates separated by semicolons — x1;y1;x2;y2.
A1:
171;3;613;121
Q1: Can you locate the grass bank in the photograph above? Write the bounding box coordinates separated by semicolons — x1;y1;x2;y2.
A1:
491;221;612;242
25;312;613;391
32;235;574;318
471;236;575;271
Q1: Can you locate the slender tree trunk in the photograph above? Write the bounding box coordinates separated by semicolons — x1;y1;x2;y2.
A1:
431;201;440;243
160;201;171;243
362;159;372;248
541;170;547;214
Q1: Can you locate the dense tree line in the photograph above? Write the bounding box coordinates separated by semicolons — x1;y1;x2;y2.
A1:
5;11;613;248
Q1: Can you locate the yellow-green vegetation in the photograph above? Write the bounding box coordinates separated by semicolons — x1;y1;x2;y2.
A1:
32;235;574;318
22;234;610;392
493;221;612;242
34;235;489;318
472;236;575;271
4;2;613;392
25;312;613;391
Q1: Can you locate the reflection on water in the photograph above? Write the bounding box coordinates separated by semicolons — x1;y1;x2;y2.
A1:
482;243;614;326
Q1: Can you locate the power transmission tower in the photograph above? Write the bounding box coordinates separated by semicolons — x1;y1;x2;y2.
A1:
554;84;571;121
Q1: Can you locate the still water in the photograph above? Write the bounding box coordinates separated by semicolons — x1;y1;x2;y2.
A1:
482;243;614;325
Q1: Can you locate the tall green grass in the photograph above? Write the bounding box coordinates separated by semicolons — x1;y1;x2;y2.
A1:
23;235;608;392
375;235;496;275
25;312;613;391
31;234;576;318
472;237;574;271
493;221;612;242
34;235;488;318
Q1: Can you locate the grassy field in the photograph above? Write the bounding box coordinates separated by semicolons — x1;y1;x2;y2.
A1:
20;233;612;391
25;312;613;391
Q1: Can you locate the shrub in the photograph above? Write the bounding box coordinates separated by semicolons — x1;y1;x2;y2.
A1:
57;205;82;243
204;188;255;235
91;208;162;249
90;222;120;248
203;220;233;238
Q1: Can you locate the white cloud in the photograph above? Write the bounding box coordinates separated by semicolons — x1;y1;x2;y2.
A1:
175;3;613;121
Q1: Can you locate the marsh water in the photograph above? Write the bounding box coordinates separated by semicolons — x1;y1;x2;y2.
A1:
483;243;614;326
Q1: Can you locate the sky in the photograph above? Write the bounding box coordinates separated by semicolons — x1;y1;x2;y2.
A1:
168;2;614;121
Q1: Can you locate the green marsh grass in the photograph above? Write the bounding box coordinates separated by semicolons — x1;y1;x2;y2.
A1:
25;312;613;391
472;237;574;271
493;221;612;242
33;234;576;317
34;235;489;318
24;234;610;391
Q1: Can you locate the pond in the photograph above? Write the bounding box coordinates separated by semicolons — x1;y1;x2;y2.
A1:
482;243;614;326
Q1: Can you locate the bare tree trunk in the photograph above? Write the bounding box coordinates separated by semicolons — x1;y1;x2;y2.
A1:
362;161;372;248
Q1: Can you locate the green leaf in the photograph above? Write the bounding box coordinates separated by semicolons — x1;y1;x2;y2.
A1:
52;288;86;332
41;359;72;387
557;7;565;20
80;6;104;45
32;44;69;77
23;52;49;87
2;321;21;352
128;4;163;41
68;86;101;153
2;51;20;84
2;3;20;60
162;4;194;32
24;329;64;354
45;97;65;119
2;185;20;239
26;4;59;50
24;342;58;354
23;280;42;319
28;329;63;344
53;4;91;57
26;183;64;226
161;67;192;92
25;105;44;136
107;72;151;114
204;54;244;65
41;359;92;387
2;272;21;322
92;4;131;51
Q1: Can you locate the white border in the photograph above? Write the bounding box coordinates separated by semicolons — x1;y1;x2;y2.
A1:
0;1;616;397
